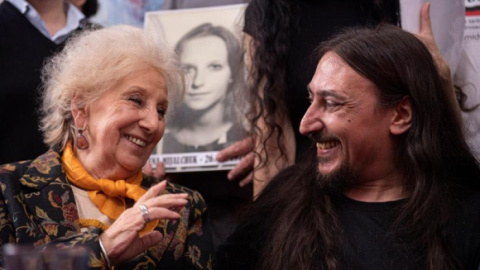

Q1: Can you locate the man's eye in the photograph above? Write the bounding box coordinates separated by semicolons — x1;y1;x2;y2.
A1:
325;100;339;107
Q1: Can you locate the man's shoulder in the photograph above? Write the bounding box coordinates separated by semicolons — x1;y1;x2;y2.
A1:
449;188;480;268
259;163;308;196
449;188;480;243
452;188;480;219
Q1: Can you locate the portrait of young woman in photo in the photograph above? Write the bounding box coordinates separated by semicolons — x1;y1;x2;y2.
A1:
160;23;246;154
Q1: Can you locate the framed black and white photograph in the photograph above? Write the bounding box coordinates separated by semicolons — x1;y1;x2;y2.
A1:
145;4;248;172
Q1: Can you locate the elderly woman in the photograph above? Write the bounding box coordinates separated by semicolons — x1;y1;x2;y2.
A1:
0;25;213;269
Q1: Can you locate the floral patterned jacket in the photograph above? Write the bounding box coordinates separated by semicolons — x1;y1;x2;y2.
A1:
0;148;213;269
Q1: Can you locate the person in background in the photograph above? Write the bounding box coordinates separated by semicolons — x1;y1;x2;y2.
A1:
160;23;246;154
0;0;96;165
71;0;98;18
90;0;163;27
454;0;480;156
161;0;248;9
215;23;480;270
0;25;213;269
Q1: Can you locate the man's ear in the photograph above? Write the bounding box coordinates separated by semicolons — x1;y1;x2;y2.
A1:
390;96;412;135
71;95;87;128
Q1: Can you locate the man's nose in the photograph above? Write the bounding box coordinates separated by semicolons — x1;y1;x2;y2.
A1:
299;105;324;135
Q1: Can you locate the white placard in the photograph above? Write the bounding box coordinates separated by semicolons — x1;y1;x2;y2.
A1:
400;0;465;73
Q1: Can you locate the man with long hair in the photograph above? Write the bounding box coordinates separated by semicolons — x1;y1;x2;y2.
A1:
216;0;403;194
214;24;480;270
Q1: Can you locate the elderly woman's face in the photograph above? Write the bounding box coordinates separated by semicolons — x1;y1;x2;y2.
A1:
180;35;232;111
78;67;168;178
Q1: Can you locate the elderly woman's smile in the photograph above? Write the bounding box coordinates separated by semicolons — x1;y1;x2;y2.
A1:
0;25;213;269
125;134;147;147
74;68;168;180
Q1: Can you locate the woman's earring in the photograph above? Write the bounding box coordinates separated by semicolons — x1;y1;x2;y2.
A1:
77;128;89;150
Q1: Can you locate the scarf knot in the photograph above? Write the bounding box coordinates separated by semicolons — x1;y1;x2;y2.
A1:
97;179;128;198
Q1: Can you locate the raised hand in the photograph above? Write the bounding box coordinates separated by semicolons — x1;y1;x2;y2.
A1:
216;135;255;187
99;181;187;265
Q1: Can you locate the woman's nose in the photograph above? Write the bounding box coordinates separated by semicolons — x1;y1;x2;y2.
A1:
192;69;205;89
139;108;159;133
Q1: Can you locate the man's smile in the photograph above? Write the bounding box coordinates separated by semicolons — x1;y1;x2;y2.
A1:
316;140;340;150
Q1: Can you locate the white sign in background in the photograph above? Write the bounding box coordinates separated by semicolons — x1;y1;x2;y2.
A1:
455;0;480;154
400;0;465;74
149;152;241;172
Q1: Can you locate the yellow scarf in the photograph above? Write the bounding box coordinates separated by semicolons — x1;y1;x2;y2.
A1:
62;142;158;235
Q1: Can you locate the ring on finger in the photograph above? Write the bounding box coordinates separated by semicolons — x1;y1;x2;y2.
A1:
139;204;150;223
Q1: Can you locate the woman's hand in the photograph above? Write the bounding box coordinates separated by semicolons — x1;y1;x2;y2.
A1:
99;180;187;265
216;135;255;187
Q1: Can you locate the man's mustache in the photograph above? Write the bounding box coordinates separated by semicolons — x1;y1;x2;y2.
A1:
308;132;339;143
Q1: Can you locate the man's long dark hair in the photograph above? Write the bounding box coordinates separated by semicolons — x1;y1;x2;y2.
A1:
246;0;395;170
243;24;480;270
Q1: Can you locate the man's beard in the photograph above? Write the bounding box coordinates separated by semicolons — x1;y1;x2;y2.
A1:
314;158;358;195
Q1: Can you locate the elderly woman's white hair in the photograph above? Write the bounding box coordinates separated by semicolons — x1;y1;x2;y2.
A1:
40;25;185;150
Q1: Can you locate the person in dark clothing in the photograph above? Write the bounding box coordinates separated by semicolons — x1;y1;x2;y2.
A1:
71;0;99;18
215;20;480;270
0;0;95;165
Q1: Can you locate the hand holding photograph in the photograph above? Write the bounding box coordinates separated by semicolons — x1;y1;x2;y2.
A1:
145;4;248;172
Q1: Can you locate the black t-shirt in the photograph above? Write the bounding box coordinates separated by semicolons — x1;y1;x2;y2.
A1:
334;196;428;269
243;0;399;160
215;189;480;269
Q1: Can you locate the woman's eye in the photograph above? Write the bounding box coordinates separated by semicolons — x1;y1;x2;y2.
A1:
128;96;143;105
208;64;223;71
157;107;166;118
182;65;195;74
